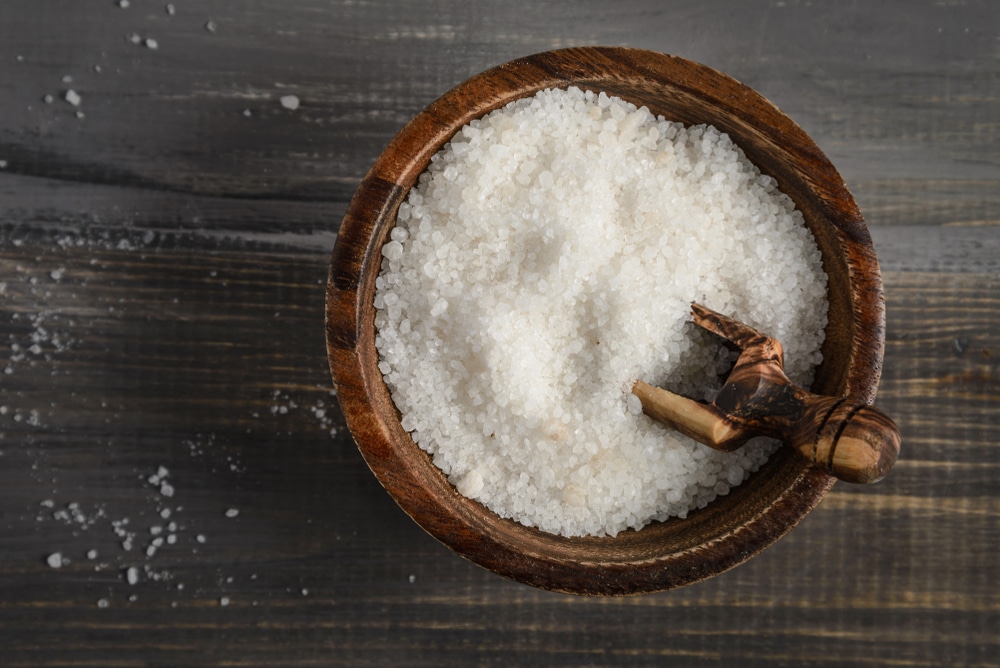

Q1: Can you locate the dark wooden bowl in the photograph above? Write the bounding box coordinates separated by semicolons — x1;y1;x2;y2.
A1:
325;47;885;595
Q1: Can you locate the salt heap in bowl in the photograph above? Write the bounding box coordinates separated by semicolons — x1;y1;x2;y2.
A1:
373;86;827;538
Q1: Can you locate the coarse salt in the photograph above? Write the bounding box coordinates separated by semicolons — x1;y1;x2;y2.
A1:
374;87;828;537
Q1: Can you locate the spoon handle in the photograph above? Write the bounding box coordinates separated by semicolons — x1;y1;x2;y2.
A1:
792;395;900;484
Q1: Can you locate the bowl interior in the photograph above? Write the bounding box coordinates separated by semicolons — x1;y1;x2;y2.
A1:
326;47;884;595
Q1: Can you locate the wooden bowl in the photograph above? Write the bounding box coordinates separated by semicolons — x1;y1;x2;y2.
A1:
325;47;885;595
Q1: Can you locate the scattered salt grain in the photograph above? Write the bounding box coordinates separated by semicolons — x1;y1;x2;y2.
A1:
205;20;217;33
64;90;81;107
46;552;64;568
373;86;828;538
224;508;239;518
126;566;139;585
166;3;176;15
43;94;53;104
144;38;159;50
87;549;98;560
97;598;110;608
219;596;230;607
280;95;300;110
118;0;130;8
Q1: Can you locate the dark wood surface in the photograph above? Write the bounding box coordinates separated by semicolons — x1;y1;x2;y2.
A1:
1;1;997;665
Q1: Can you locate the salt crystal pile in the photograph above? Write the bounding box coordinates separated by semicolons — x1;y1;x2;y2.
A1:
374;87;828;537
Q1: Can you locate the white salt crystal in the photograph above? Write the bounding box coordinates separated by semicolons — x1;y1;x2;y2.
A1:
87;549;98;560
97;598;110;608
382;240;403;261
280;95;300;110
219;596;230;606
64;90;81;107
144;38;159;50
46;552;63;568
126;566;139;585
455;469;484;497
224;508;239;518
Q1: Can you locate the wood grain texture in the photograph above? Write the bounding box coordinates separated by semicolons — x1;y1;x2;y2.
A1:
1;0;998;665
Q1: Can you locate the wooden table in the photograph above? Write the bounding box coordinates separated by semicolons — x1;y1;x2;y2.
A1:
1;1;997;665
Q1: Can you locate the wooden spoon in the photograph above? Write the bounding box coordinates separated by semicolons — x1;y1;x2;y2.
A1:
633;303;900;484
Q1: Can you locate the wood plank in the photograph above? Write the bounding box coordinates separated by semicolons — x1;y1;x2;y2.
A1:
2;1;998;222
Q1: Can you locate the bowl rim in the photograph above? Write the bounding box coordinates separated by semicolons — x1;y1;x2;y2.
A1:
325;46;885;595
